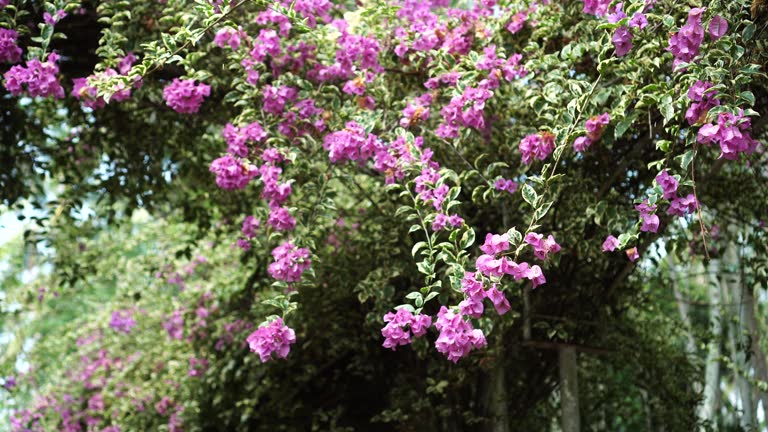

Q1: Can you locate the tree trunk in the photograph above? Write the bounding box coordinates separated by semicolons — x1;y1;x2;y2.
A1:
701;259;723;426
723;243;756;429
559;346;580;432
489;359;510;432
667;255;697;356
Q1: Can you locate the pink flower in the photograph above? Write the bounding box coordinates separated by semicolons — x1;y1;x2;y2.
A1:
267;241;311;282
524;232;561;261
0;29;22;64
602;235;620;252
668;194;699;217
629;13;648;29
585;113;610;141
708;16;728;40
434;307;486;362
214;27;243;50
486;285;511;315
494;178;518;194
381;309;432;349
519;132;555;164
640;213;660;233
162;79;211;114
209;155;258;190
480;233;510;255
573;136;593;152
241;216;261;238
3;53;65;98
246;317;296;362
667;8;706;70
626;247;640;262
613;26;633;57
655;170;679;200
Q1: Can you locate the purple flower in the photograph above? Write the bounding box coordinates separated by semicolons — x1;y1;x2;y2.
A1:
480;233;510;255
241;216;260;238
667;8;706;70
109;309;137;334
524;232;561;261
214;27;243;50
685;81;720;125
629;13;648;29
585;113;610;141
626;247;640;262
163;310;184;340
434;307;486;362
222;122;267;157
573;136;593;152
668;194;699;217
0;29;22;64
3;53;65;98
162;79;210;114
381;309;432;350
209;155;258;190
602;235;620;252
246;317;296;362
486;285;511;315
708;16;728;40
519;132;555;165
655;170;679;200
612;26;633;57
582;0;612;17
494;178;518;194
640;213;660;233
268;241;311;282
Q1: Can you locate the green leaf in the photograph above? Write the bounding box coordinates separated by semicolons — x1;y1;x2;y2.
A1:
677;150;695;171
522;184;538;206
743;23;756;41
412;241;428;257
459;228;475;249
614;116;634;139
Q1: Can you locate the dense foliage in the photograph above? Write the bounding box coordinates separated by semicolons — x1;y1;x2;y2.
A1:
2;0;768;430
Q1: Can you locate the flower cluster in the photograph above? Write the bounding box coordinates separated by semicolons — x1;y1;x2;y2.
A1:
494;178;518;194
635;201;659;233
322;121;380;163
475;233;547;288
581;0;611;17
267;241;311;282
380;308;432;350
434;306;487;363
524;232;562;260
697;110;758;160
209;155;259;190
667;8;705;70
574;113;610;152
3;53;65;98
458;272;510;317
519;131;555;164
109;309;137;334
72;57;137;110
214;26;245;50
655;170;679;200
222;121;267;157
162;79;211;113
163;310;184;340
246;317;297;362
685;80;720;125
0;28;22;64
